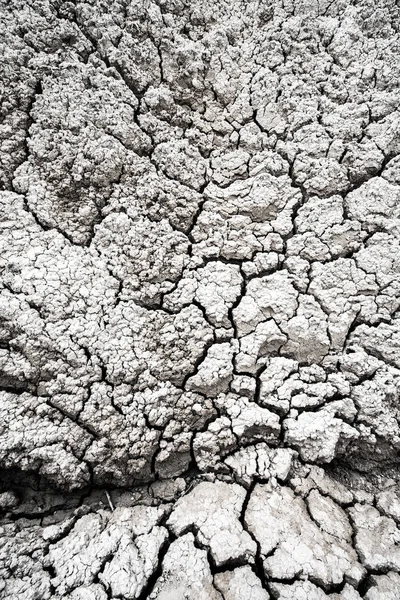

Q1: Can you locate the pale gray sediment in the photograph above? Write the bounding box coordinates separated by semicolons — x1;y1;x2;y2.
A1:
0;0;400;598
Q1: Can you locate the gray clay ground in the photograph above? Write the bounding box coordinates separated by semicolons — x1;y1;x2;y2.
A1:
0;0;400;598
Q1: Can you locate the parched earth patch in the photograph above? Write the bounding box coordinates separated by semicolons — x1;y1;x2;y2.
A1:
1;0;400;598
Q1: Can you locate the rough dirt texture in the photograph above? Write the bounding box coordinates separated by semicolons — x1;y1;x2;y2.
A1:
1;0;400;598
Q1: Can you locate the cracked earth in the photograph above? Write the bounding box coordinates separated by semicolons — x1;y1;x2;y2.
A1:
1;0;400;598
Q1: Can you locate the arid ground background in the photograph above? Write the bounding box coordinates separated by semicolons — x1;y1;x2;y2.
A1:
1;1;400;598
